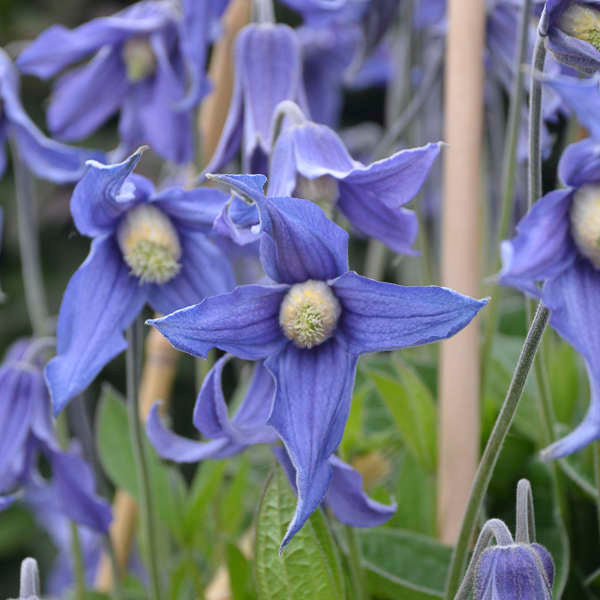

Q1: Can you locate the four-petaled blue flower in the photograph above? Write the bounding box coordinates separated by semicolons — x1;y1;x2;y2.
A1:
0;338;112;532
147;354;397;537
45;148;235;415
17;0;223;164
0;49;102;182
149;173;486;548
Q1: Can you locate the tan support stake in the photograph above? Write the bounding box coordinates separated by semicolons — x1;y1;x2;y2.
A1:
437;0;486;544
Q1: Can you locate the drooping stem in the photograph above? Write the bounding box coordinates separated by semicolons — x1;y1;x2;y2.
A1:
444;302;550;600
480;0;532;393
10;142;50;337
528;33;546;211
345;525;367;600
253;0;274;23
126;316;162;600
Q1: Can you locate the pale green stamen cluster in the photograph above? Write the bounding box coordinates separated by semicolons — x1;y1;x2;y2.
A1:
118;204;182;284
570;183;600;269
122;37;156;82
279;280;341;349
558;5;600;51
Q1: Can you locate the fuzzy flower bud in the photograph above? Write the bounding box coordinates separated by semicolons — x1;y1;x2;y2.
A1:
117;204;181;284
122;37;156;82
294;175;339;217
570;183;600;269
279;280;341;348
557;5;600;52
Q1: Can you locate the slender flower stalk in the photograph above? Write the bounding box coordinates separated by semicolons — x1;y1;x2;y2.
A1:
444;302;550;600
594;444;600;533
69;522;86;600
481;0;532;394
126;317;162;600
345;525;367;600
11;142;49;338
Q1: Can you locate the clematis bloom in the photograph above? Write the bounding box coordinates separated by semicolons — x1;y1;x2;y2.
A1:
45;148;235;414
149;173;486;548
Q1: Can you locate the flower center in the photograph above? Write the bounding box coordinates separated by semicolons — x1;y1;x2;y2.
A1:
117;204;182;284
570;183;600;269
293;175;339;217
558;5;600;51
279;280;341;349
122;37;156;82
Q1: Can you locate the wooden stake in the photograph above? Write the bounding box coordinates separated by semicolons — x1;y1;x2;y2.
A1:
437;0;486;544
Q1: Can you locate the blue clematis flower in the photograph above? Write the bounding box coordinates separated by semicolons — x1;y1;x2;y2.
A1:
536;0;600;73
0;338;112;532
147;353;396;536
149;173;486;548
204;23;309;175
268;101;441;255
45;148;235;415
17;0;221;164
0;49;101;183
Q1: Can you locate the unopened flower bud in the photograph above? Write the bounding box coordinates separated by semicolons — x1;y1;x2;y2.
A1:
558;5;600;52
570;183;600;269
294;175;339;217
118;204;181;284
279;280;341;349
122;37;156;82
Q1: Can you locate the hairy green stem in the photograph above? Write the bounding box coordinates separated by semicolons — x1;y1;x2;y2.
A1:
345;525;367;600
126;317;162;600
11;142;50;337
480;0;532;393
528;34;546;210
444;302;550;600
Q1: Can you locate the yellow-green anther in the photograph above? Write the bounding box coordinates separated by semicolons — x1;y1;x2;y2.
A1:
558;5;600;51
279;280;341;348
571;183;600;269
122;37;156;82
118;204;182;284
294;175;339;217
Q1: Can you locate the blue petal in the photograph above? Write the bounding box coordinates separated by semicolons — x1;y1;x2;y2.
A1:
558;138;600;188
146;404;242;462
0;366;33;491
147;231;235;315
17;4;174;78
70;149;145;237
499;188;576;296
208;173;268;201
265;339;357;549
547;26;600;75
46;235;146;414
152;186;229;233
332;271;487;355
148;283;289;360
541;258;600;459
44;446;112;532
47;46;129;141
544;74;600;140
213;196;261;246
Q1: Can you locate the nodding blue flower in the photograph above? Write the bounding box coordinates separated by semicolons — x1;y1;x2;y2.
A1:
146;354;396;542
204;23;309;175
0;338;112;533
45;148;235;415
540;0;600;73
501;74;600;459
17;0;222;164
148;173;487;549
268;101;441;255
0;49;102;183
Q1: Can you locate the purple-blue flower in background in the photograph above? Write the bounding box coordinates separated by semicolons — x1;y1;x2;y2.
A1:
0;338;111;532
17;0;221;164
149;173;486;548
500;74;600;460
268;101;441;255
539;0;600;73
45;148;235;415
0;49;101;183
147;353;396;537
204;23;309;175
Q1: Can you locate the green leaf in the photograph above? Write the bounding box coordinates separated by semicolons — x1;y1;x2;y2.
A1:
226;542;256;600
359;528;451;598
255;465;345;600
220;456;251;537
370;363;437;472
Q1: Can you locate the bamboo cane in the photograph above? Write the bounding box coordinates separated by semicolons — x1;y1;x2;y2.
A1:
437;0;486;544
94;0;251;590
